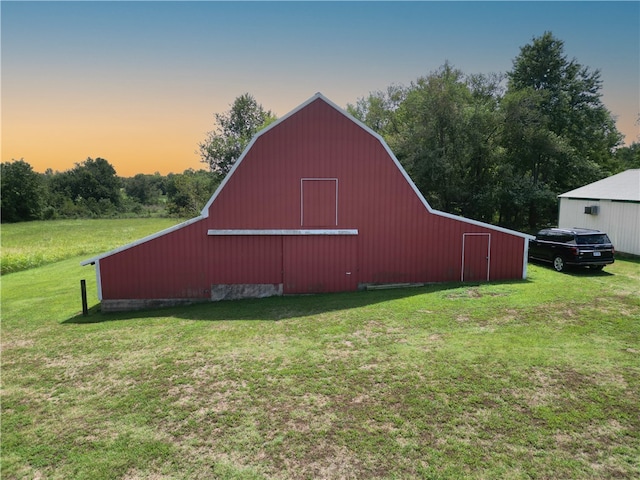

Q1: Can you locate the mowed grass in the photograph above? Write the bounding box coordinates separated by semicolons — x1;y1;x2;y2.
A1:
1;220;639;479
0;218;183;274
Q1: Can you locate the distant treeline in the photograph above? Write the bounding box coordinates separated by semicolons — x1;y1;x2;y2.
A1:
0;157;219;223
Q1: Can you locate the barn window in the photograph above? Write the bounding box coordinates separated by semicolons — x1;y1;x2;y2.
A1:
301;178;338;227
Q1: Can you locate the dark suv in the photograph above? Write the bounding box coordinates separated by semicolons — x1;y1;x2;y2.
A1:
529;228;615;272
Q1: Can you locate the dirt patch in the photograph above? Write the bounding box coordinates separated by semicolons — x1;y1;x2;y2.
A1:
446;287;509;299
509;369;561;407
0;338;35;351
283;443;367;480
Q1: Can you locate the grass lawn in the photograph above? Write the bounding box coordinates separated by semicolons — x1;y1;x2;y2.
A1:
1;219;639;479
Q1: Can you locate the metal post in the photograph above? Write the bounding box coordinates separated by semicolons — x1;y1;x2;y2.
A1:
81;279;88;316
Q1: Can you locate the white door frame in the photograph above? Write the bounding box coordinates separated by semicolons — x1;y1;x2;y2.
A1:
461;233;491;281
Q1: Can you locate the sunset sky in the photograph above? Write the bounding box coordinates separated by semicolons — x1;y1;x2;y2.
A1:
2;1;639;177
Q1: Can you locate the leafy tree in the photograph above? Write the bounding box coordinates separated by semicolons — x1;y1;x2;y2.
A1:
49;157;122;216
199;94;277;176
166;169;219;217
613;142;640;170
1;159;44;223
503;31;622;228
123;173;161;205
391;64;503;221
347;85;406;136
499;88;563;228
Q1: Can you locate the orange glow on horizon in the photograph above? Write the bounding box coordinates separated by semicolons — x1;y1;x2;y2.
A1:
2;96;638;178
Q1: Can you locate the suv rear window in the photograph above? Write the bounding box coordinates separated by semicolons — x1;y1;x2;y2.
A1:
576;234;610;245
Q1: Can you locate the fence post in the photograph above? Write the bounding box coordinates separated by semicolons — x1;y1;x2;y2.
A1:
81;279;88;316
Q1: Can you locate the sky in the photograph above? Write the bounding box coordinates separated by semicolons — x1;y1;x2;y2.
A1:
2;1;639;177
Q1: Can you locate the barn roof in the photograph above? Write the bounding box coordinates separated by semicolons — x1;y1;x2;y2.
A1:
558;169;640;202
82;93;532;266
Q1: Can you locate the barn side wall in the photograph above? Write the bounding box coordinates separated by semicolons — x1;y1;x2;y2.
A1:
99;223;284;301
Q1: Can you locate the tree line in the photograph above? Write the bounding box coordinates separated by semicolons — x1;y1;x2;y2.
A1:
0;158;218;223
3;33;639;230
198;32;639;232
345;33;638;230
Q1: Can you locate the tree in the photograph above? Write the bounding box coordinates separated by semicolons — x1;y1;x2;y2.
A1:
1;159;44;222
199;94;277;176
49;157;122;216
391;63;503;221
123;173;161;205
613;142;640;170
347;85;405;136
503;32;622;228
166;169;219;217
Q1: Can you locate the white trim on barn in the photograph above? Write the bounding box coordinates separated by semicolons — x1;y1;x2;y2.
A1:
208;229;358;236
522;240;530;280
95;259;103;301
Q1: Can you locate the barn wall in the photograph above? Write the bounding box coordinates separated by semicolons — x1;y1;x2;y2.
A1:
559;198;640;255
99;220;284;300
97;97;527;305
203;98;525;285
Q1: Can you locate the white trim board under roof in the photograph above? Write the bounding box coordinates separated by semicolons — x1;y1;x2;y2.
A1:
208;229;358;236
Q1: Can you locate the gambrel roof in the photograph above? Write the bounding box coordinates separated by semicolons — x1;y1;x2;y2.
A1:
82;93;532;267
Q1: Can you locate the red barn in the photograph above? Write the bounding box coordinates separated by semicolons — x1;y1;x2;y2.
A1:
82;94;533;312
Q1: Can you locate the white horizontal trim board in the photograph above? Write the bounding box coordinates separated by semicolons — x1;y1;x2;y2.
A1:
208;229;358;236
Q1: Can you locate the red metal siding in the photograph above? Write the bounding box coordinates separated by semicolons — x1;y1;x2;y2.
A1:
283;236;357;293
301;179;338;227
462;234;490;281
100;224;283;300
98;97;526;301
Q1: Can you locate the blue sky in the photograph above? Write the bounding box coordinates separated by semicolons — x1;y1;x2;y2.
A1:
2;1;639;175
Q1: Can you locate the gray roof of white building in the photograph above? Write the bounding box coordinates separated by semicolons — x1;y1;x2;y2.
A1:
558;169;640;202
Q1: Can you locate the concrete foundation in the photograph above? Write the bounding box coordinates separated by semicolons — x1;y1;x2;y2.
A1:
210;283;283;301
101;284;284;312
101;298;207;313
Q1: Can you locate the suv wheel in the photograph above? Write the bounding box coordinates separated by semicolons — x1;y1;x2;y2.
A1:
553;256;566;272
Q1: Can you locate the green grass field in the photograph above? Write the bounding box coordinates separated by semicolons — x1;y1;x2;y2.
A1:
2;219;639;479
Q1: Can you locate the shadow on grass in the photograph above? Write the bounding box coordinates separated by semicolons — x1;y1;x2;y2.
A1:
528;258;615;277
63;279;529;325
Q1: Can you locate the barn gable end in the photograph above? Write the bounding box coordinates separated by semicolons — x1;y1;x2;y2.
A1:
82;93;532;311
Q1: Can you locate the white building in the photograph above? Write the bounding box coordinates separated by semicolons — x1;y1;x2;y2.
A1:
558;169;640;255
